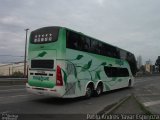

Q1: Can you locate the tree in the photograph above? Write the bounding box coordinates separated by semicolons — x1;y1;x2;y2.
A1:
12;71;23;77
152;65;156;73
140;65;145;74
155;56;160;72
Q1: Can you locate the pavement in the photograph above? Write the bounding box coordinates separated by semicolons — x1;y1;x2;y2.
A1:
101;94;150;114
97;76;160;120
110;95;145;114
95;95;154;120
134;76;160;115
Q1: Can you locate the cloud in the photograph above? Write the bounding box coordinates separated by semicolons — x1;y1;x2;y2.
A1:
96;0;105;6
0;0;160;64
0;16;25;25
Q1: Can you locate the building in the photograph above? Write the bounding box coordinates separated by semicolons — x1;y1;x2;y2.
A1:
145;60;152;74
0;62;26;76
137;56;142;69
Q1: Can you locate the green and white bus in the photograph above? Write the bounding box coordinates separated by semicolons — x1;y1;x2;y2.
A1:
26;26;137;98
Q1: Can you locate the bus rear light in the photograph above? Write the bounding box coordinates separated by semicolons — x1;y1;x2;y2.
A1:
56;65;63;86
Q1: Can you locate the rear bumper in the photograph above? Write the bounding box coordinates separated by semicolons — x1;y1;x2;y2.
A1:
26;83;64;98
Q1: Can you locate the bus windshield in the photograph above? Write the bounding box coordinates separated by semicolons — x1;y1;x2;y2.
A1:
30;27;59;44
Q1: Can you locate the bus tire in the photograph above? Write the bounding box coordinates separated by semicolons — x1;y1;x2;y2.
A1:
94;83;103;97
85;84;94;99
128;79;132;88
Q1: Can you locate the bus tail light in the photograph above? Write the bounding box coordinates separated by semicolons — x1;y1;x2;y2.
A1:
56;65;63;86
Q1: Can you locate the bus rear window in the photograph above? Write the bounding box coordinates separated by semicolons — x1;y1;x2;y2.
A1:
31;60;54;69
30;27;59;44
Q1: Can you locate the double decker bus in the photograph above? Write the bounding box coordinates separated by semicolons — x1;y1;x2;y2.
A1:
26;26;137;98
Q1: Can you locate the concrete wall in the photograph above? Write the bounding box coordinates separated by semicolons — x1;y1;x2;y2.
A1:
0;63;25;76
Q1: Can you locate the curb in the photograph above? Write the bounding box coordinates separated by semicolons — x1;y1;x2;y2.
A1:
98;95;131;114
105;95;131;114
98;94;153;115
134;95;153;115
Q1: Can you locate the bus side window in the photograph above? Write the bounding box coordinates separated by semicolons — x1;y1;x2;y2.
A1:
104;67;129;77
66;31;71;48
90;39;99;54
126;53;137;76
100;44;106;56
85;37;91;52
67;31;76;49
75;34;82;50
120;50;127;60
116;48;120;59
80;37;90;52
67;31;81;50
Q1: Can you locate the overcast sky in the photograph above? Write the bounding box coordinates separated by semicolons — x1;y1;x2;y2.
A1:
0;0;160;64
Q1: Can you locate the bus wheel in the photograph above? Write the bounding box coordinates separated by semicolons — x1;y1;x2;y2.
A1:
128;79;132;88
94;84;103;97
85;85;93;98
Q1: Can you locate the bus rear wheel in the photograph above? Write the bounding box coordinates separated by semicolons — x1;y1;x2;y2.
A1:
128;79;132;88
94;84;103;97
85;85;93;98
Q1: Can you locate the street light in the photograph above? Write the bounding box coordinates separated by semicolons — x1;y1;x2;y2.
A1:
24;28;29;77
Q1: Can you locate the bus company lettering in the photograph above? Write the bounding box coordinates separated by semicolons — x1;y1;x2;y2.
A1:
33;76;49;81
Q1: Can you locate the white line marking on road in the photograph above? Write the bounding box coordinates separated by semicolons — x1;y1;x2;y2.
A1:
143;100;160;107
0;88;25;92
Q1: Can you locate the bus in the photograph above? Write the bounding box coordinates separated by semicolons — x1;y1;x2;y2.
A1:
26;26;137;98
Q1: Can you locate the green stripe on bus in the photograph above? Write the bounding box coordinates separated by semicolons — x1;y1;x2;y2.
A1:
28;80;55;88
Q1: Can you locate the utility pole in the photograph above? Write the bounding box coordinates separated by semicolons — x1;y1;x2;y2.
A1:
24;28;29;77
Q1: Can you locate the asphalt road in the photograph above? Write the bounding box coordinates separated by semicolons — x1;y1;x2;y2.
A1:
0;76;160;120
134;76;160;114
